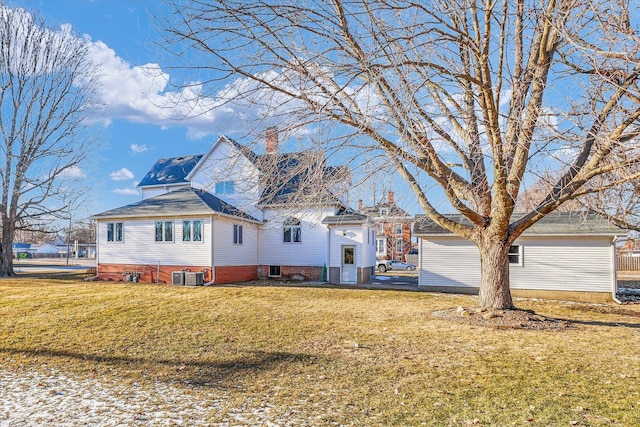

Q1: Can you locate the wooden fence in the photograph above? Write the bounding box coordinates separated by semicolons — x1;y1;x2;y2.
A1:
617;256;640;272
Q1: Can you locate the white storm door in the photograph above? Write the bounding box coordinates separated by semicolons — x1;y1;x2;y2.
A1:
341;245;357;284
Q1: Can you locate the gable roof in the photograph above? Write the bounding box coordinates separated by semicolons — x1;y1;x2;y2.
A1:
359;203;412;219
92;187;259;222
414;211;626;236
136;135;349;206
253;151;349;206
137;154;203;187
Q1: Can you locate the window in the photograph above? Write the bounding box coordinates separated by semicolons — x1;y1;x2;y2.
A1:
376;238;386;254
193;220;202;241
107;222;123;242
269;265;281;277
379;208;388;216
396;224;403;235
234;224;243;244
377;224;384;234
182;220;191;242
509;245;523;265
215;181;234;195
395;238;403;254
283;217;301;243
182;220;203;242
155;221;174;242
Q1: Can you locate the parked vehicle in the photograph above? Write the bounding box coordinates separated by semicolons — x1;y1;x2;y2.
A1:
388;260;416;271
376;260;392;272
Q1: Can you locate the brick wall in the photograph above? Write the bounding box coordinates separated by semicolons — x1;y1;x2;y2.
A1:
214;265;258;284
97;263;211;284
100;263;321;284
257;265;323;281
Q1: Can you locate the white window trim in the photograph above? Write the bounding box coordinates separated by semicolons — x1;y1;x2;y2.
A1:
215;181;234;195
268;265;281;277
155;220;175;243
283;218;302;243
182;219;204;243
106;222;124;243
376;237;387;255
508;245;524;266
233;223;243;245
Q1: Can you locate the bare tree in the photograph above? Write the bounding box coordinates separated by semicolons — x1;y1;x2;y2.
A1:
159;0;640;309
0;5;98;275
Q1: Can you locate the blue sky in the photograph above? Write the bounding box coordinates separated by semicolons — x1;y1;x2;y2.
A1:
8;0;421;218
8;1;232;217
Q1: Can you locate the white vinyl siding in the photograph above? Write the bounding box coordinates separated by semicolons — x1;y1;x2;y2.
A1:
326;224;376;270
259;208;333;266
213;219;257;266
418;236;615;293
97;217;212;266
188;138;263;221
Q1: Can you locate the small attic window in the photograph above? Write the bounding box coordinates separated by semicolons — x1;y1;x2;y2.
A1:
215;181;234;195
379;208;388;216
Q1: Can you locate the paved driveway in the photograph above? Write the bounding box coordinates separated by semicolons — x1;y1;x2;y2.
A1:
367;272;419;291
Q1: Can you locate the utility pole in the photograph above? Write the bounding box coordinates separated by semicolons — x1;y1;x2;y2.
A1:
66;216;71;266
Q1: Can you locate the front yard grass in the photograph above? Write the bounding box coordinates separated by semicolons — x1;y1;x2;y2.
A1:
1;278;640;425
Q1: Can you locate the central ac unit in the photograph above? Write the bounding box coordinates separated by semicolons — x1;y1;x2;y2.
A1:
172;271;185;285
184;272;204;286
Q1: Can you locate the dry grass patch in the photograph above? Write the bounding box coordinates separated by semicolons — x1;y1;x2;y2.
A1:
1;278;640;425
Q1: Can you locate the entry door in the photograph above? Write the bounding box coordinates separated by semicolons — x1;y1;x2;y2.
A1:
341;245;357;283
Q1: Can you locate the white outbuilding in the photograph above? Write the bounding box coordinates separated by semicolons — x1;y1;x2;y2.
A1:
414;212;626;303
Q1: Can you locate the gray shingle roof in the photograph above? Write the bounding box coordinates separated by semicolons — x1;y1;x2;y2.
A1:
322;213;369;225
253;152;348;206
414;211;625;236
137;154;203;187
93;187;258;221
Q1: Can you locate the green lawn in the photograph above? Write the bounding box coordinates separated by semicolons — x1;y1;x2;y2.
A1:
1;277;639;425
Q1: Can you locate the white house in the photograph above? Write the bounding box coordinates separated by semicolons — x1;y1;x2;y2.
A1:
93;131;376;285
414;212;626;302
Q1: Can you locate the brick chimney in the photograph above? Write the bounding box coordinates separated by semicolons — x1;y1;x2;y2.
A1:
265;127;278;153
388;190;394;204
358;199;363;210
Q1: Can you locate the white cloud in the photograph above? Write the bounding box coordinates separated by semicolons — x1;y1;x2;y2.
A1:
112;187;140;195
109;167;134;181
130;143;148;153
59;166;86;179
81;36;362;139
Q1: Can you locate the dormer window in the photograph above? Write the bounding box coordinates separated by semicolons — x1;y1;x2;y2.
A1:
379;208;388;216
215;181;234;195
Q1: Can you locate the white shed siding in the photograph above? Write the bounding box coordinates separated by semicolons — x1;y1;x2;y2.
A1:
419;235;615;293
419;238;480;288
97;217;212;266
212;218;259;266
189;140;263;221
509;236;614;292
259;208;334;266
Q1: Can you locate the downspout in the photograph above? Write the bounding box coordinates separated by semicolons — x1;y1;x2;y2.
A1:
326;224;331;282
612;236;622;304
204;214;215;286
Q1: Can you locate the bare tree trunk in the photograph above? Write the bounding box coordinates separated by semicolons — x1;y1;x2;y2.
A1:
0;218;15;277
477;239;514;310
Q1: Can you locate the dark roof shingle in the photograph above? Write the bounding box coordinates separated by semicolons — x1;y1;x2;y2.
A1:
414;211;625;236
137;154;203;187
93;187;258;221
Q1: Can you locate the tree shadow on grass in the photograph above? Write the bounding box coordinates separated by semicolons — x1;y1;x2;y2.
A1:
0;346;322;387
